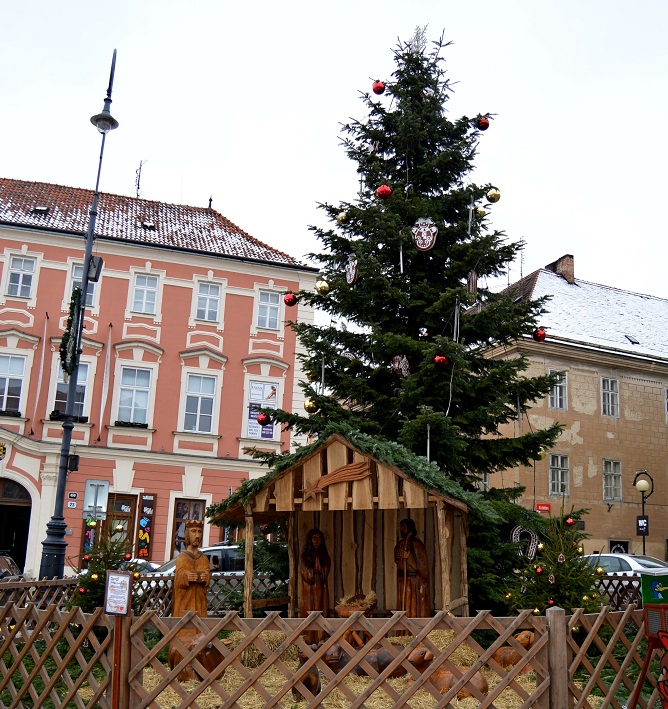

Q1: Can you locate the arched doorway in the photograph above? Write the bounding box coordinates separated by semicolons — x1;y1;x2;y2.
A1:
0;478;31;571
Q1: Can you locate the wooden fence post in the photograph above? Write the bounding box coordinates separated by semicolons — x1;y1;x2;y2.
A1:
118;614;132;709
546;606;569;709
244;504;254;618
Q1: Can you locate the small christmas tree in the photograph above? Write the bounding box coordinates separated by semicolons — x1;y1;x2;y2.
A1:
504;508;601;615
68;520;134;613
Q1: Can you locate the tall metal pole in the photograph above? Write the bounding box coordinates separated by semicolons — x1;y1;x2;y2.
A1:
39;51;119;578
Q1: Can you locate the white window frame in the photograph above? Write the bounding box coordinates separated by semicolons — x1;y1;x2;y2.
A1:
6;256;35;299
0;248;42;309
183;372;217;433
116;365;152;424
0;354;26;413
188;274;227;331
53;361;89;418
196;282;220;323
250;282;286;338
71;264;96;307
601;377;619;417
548;369;567;410
123;265;164;324
132;273;159;315
549;454;569;496
257;290;280;330
603;459;622;501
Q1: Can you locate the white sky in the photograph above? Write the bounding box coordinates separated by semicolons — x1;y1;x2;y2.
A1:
2;1;667;299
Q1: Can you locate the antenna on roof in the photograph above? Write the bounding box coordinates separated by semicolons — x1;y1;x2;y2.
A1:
135;160;147;198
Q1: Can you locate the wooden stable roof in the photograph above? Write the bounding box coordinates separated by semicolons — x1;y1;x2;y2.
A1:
209;430;472;524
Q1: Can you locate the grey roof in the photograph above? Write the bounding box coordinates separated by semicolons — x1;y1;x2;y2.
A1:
529;269;668;360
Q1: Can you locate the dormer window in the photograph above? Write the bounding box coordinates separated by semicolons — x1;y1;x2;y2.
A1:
141;221;156;230
31;206;49;215
625;335;639;345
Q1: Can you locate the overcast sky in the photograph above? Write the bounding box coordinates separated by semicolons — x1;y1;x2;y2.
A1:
2;1;667;300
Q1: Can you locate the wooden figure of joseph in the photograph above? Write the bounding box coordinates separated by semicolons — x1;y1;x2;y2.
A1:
394;518;430;616
299;529;331;617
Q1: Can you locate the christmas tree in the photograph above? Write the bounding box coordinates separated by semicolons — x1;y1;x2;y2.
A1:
68;520;135;613
265;29;560;487
504;509;601;615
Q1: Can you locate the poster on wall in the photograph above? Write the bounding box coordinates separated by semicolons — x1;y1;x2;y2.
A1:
247;381;277;440
136;493;157;559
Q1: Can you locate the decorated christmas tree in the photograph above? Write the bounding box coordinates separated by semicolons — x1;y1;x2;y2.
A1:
68;521;135;613
504;509;601;615
261;29;560;488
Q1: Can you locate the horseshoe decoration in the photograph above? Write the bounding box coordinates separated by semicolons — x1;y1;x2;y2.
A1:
511;525;539;561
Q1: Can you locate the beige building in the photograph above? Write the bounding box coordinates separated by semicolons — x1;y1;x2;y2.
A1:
492;255;668;557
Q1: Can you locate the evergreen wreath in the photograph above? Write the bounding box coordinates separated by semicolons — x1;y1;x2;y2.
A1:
60;287;82;376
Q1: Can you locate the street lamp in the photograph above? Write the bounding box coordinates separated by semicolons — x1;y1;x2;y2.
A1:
39;51;119;579
633;470;654;556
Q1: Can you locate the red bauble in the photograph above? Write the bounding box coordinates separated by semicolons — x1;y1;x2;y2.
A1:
256;412;270;427
477;116;490;131
532;328;546;342
83;554;91;562
536;566;544;575
376;184;392;199
284;293;297;307
124;553;132;561
565;517;574;527
548;599;555;606
78;587;86;595
434;355;449;368
372;80;385;95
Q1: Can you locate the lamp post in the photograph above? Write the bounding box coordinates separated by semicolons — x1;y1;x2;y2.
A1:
39;51;119;579
633;470;654;556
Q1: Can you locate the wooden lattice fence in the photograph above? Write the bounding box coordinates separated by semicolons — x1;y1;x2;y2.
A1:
0;602;663;708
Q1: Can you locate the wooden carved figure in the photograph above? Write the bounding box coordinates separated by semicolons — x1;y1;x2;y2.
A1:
170;519;211;681
300;529;331;643
394;518;430;617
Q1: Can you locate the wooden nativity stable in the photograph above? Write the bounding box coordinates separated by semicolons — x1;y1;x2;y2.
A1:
209;431;471;619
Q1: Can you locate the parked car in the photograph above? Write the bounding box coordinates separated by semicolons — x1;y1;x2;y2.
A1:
119;558;161;573
0;554;24;582
584;554;668;576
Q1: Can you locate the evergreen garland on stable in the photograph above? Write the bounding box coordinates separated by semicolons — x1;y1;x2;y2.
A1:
60;287;82;376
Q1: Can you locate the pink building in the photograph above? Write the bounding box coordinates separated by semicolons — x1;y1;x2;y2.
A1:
0;178;317;575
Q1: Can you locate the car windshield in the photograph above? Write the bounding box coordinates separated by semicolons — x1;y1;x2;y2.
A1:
155;558;177;573
633;556;668;569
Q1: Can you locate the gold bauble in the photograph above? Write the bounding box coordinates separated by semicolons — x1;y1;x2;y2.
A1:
532;607;541;615
486;188;501;204
133;571;140;579
591;592;598;599
315;279;330;295
505;592;512;600
115;524;123;532
537;542;544;551
89;521;97;528
596;566;605;576
304;397;318;414
475;206;486;218
336;211;349;225
536;449;547;460
305;371;318;383
90;573;99;581
582;595;589;602
577;546;584;554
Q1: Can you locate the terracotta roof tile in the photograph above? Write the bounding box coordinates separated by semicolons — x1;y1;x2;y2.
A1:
0;178;302;267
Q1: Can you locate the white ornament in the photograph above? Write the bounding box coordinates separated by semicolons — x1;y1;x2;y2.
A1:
411;217;438;251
